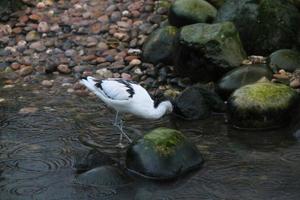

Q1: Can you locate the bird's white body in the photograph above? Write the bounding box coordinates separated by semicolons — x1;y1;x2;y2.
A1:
80;76;173;119
80;76;173;147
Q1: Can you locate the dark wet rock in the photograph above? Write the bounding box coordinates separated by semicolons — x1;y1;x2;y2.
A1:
74;149;115;173
0;0;24;21
126;127;203;180
268;49;300;72
168;0;217;27
206;0;224;8
175;22;246;82
215;0;300;55
228;82;299;130
216;64;273;99
142;26;178;65
174;85;225;120
76;166;131;186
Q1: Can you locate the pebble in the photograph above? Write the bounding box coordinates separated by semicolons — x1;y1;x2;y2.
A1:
129;58;142;66
19;66;34;76
96;68;113;78
41;80;54;87
290;78;300;88
19;107;38;114
57;64;71;74
30;41;46;52
38;21;50;33
0;98;5;103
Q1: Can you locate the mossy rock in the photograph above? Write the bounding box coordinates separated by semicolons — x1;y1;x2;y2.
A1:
268;49;300;72
142;26;178;65
216;0;300;55
126;127;203;180
228;82;299;130
216;64;273;99
169;0;217;27
174;22;246;82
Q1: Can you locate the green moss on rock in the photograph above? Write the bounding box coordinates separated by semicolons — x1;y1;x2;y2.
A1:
232;82;297;111
175;22;246;82
228;82;299;129
144;128;184;156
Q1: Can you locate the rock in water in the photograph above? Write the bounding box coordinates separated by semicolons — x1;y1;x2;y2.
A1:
268;49;300;72
228;82;299;130
76;166;131;186
126;127;203;180
169;0;217;27
216;64;273;99
175;22;246;82
174;85;225;120
216;0;300;55
142;26;178;65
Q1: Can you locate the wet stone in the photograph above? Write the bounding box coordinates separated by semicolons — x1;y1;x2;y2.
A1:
126;127;204;180
26;30;40;41
76;166;131;186
19;66;33;76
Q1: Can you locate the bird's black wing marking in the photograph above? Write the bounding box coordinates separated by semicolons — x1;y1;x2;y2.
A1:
116;79;135;98
94;80;103;90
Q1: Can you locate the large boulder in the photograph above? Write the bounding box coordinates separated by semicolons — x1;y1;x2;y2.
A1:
228;82;299;130
215;0;300;55
216;64;273;99
268;49;300;72
169;0;217;27
174;85;225;120
174;22;246;82
126;127;203;180
142;26;178;65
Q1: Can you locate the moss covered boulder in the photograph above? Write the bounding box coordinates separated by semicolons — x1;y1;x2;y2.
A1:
126;128;203;180
142;26;178;65
215;0;300;55
268;49;300;72
174;22;246;82
169;0;217;27
228;82;299;130
216;64;273;99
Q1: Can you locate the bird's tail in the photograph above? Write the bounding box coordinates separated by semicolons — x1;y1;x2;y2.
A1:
80;76;100;94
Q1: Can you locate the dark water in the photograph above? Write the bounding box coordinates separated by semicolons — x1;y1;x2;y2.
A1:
1;78;300;200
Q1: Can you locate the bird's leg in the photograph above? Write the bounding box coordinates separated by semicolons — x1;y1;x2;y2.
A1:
113;111;119;127
115;116;132;148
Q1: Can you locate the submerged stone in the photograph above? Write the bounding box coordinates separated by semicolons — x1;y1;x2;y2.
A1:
174;22;246;82
216;0;300;55
126;127;203;180
228;82;299;130
268;49;300;72
169;0;217;27
76;165;131;186
142;26;178;65
216;64;273;99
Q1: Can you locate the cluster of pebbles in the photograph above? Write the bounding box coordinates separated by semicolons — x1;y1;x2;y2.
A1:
0;0;183;97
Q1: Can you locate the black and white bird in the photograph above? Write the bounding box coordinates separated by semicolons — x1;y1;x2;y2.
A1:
80;76;173;147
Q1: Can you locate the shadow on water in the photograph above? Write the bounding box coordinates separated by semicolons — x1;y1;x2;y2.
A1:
0;80;300;200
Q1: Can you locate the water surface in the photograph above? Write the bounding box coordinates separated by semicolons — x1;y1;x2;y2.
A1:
0;77;300;200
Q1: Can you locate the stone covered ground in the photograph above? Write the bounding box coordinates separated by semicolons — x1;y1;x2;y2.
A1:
0;0;185;99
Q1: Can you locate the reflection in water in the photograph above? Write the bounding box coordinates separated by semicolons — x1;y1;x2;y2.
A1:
0;82;300;200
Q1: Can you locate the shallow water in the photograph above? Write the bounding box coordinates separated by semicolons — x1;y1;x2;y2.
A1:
0;78;300;200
